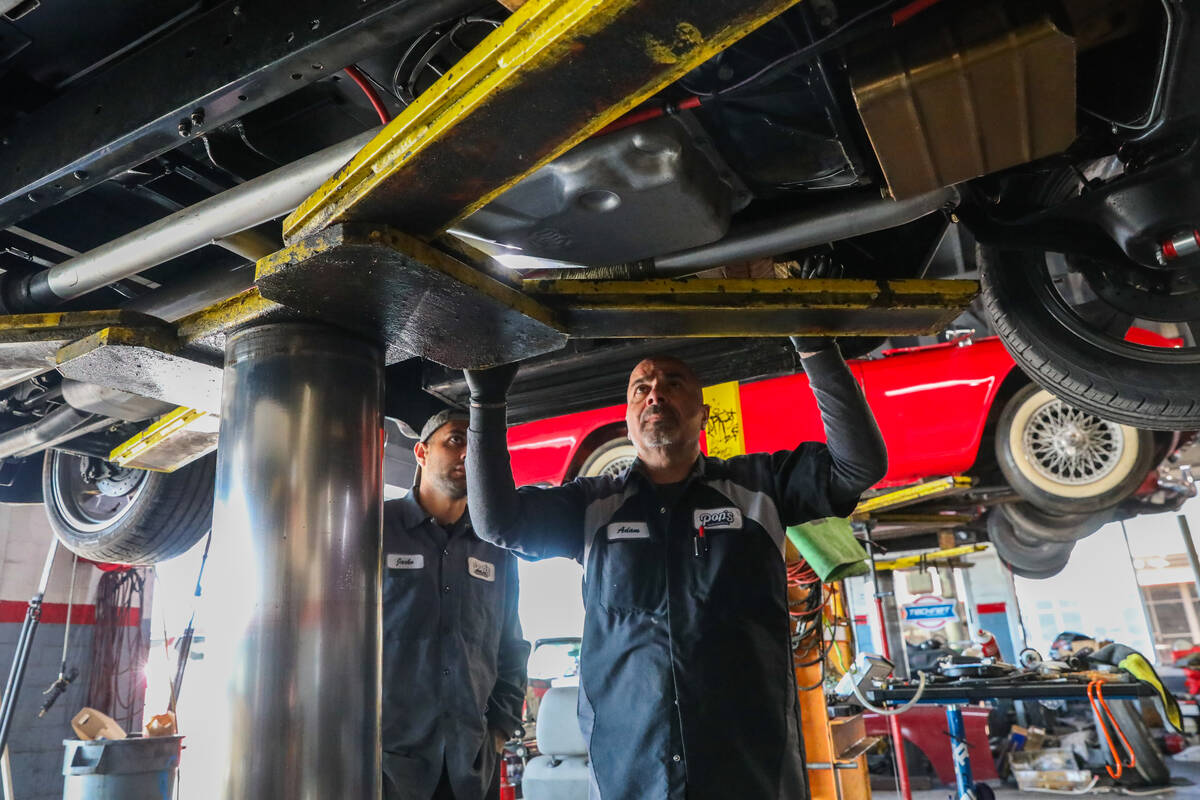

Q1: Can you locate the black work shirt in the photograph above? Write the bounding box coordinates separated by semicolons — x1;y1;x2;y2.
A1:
476;447;855;800
382;492;529;800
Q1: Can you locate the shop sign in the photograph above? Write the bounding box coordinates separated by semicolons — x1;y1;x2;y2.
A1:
902;595;959;629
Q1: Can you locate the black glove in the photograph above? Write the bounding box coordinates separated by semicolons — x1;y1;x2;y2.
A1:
463;363;520;406
789;336;837;358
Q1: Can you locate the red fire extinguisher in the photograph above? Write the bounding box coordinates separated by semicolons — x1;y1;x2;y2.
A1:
500;757;516;800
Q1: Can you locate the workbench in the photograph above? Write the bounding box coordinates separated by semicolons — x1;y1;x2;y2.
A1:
866;679;1158;800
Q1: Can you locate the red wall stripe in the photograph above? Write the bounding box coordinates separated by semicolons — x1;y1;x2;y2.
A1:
0;601;141;626
853;614;868;624
976;602;1007;615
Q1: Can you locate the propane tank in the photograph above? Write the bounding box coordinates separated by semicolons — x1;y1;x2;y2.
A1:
973;628;1000;658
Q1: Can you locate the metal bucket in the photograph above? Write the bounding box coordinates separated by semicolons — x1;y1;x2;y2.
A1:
62;736;183;799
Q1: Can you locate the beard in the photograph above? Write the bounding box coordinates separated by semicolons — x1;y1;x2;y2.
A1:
428;467;467;499
639;407;680;448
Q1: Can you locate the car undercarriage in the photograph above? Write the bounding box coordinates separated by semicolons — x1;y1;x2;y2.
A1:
0;0;1198;570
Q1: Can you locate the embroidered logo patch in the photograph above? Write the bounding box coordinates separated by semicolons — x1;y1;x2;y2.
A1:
468;557;496;582
607;522;650;541
387;553;424;570
693;507;743;530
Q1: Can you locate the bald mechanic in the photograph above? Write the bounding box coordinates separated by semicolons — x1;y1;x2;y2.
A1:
382;410;530;800
463;340;887;800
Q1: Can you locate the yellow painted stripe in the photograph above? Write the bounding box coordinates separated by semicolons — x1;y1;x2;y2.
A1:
853;475;973;515
110;407;208;469
874;544;989;571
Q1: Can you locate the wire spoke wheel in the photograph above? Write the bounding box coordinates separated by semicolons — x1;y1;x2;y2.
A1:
1023;398;1125;487
578;439;637;479
995;383;1155;514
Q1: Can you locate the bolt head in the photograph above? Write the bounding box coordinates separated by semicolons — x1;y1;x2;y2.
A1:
72;170;88;181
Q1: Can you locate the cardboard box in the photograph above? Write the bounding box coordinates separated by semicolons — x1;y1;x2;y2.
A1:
1009;725;1046;752
1010;748;1093;792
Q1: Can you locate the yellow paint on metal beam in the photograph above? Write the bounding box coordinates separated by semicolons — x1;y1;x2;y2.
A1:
174;287;284;347
873;544;989;572
701;381;745;459
55;325;180;365
0;310;155;337
110;406;209;470
255;225;566;334
852;475;974;517
526;278;980;308
283;0;806;241
0;312;74;331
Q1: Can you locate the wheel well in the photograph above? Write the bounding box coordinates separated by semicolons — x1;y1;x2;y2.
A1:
564;423;628;482
967;366;1030;481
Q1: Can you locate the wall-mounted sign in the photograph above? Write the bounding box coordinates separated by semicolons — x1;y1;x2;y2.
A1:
902;595;959;630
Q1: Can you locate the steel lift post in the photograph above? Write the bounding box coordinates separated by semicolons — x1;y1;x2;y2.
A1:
207;323;384;798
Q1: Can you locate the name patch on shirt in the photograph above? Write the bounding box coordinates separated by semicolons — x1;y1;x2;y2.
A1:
468;557;496;582
693;507;743;530
387;553;424;570
607;522;650;541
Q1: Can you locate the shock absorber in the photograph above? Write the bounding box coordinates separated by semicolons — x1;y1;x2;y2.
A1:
1156;229;1200;265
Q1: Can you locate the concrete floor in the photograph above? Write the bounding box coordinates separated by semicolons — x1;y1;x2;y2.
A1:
872;755;1200;800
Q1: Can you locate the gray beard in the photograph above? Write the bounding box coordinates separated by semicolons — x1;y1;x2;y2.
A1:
641;420;678;448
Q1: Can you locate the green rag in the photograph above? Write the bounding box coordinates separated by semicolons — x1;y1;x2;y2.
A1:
785;517;869;582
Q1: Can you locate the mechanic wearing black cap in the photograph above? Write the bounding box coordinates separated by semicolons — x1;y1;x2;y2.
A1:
463;339;887;800
382;409;530;800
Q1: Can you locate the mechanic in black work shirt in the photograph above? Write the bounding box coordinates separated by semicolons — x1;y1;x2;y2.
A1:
463;339;887;800
383;409;530;800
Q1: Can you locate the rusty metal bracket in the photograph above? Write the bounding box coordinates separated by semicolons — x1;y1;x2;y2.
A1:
255;224;568;368
283;0;806;242
525;277;980;338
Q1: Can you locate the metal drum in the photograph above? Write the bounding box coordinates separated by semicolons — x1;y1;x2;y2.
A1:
62;736;183;799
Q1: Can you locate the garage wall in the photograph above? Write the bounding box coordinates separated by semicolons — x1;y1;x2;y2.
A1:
0;504;100;800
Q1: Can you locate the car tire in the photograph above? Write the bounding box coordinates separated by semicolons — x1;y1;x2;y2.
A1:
1100;699;1170;787
980;242;1200;432
987;509;1074;578
42;450;215;564
997;502;1111;544
578;438;636;479
995;383;1155;515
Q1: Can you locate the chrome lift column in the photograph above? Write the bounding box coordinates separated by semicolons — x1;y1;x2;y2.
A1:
212;322;383;799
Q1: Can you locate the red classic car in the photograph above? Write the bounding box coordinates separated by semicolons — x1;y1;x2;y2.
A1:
504;335;1189;578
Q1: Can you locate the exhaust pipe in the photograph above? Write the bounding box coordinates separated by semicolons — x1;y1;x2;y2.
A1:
6;127;379;311
651;187;959;275
520;187;959;280
0;405;101;460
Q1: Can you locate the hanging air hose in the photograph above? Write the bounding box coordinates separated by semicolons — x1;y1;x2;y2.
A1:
38;553;80;717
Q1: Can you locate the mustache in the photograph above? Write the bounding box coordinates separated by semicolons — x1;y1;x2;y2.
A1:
641;405;676;423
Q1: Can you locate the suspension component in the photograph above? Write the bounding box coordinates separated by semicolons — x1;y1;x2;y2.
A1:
1157;229;1200;265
